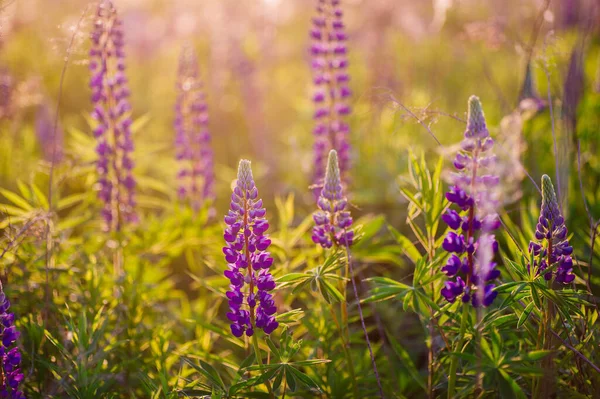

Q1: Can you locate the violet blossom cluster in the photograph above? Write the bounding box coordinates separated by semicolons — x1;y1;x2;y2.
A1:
0;285;25;399
89;0;137;232
174;46;215;211
528;175;575;284
223;160;278;337
312;150;354;248
310;0;352;186
441;96;501;308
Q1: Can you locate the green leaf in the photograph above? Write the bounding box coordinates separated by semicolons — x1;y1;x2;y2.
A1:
388;225;420;263
386;331;426;391
182;357;226;392
0;188;33;211
517;301;535;328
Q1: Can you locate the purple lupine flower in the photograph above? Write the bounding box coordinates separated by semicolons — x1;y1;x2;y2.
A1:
0;283;25;399
35;102;64;163
89;0;137;232
310;0;352;188
174;45;215;213
223;160;278;338
441;96;500;308
528;175;575;284
312;150;354;248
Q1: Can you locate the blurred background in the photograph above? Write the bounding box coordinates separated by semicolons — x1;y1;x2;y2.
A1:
0;0;599;223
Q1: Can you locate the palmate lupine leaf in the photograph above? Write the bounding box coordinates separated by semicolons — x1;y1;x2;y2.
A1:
243;331;330;395
276;250;345;304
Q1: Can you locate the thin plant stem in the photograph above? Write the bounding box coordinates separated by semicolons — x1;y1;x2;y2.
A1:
342;241;384;398
328;304;359;399
447;303;468;398
252;334;274;399
44;4;90;319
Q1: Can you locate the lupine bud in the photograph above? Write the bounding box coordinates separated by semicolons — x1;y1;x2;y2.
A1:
528;175;575;284
0;283;25;399
89;0;137;232
441;96;500;307
518;62;545;113
311;0;352;188
174;45;215;213
312;150;354;248
224;160;278;337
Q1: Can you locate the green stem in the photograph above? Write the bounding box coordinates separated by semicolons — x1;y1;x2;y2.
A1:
252;334;274;399
448;304;469;398
329;304;359;399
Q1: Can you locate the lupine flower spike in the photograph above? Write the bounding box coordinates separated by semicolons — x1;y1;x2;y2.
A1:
89;0;137;232
441;96;501;307
312;149;353;248
528;175;575;284
174;45;215;213
311;0;352;188
223;160;278;338
0;281;25;399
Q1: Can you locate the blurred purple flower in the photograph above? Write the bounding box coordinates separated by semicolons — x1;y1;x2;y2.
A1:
174;45;215;213
311;0;352;188
441;96;500;308
528;175;575;284
224;160;278;337
312;150;354;248
89;0;137;232
0;284;25;399
35;102;64;163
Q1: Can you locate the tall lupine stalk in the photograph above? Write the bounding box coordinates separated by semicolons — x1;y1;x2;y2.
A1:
312;150;384;399
310;0;352;188
0;281;25;399
223;160;277;397
174;45;215;213
442;96;501;398
529;175;575;398
89;0;137;233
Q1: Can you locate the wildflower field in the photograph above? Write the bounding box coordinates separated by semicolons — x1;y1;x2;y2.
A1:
1;0;600;397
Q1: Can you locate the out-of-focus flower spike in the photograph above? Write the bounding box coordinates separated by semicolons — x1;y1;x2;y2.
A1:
174;44;215;213
35;101;64;163
89;0;136;232
310;0;352;189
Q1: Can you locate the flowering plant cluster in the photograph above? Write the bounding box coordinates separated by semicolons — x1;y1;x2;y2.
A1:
223;160;278;337
441;96;500;307
89;0;137;231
